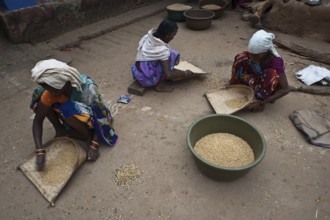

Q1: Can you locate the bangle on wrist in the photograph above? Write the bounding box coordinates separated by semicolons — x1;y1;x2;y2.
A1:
90;145;99;151
91;140;99;146
35;149;46;155
90;140;99;151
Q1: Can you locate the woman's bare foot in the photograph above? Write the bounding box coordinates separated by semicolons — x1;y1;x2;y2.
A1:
155;81;174;92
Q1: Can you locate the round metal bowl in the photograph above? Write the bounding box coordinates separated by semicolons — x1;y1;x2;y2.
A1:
187;114;267;181
184;9;215;30
183;9;215;30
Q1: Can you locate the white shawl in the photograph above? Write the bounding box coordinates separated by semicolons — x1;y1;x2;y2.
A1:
135;28;171;61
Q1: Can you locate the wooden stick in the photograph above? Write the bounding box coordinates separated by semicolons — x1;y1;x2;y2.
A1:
290;86;330;96
274;38;330;65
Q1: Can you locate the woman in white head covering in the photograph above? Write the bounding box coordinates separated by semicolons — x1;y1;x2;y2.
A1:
30;59;118;171
132;19;205;92
228;30;290;112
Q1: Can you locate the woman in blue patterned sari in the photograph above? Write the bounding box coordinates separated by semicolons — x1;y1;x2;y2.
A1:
30;59;118;171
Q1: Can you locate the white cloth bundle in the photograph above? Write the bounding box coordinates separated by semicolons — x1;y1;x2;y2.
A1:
295;65;330;86
135;28;171;61
31;59;83;91
248;30;280;57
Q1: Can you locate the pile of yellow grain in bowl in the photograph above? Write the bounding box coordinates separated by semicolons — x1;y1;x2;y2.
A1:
167;3;193;11
201;4;222;10
194;133;255;168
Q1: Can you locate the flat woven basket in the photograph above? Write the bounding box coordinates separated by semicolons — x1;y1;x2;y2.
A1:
18;137;86;206
205;85;254;114
175;60;206;73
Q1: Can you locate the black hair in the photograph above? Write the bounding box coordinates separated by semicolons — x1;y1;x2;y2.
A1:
38;81;71;90
39;83;48;88
153;19;178;40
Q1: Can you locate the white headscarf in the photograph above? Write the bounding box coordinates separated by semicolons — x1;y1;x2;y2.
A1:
135;28;171;61
248;30;280;57
31;59;83;91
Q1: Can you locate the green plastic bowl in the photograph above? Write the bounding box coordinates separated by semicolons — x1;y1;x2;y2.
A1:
166;4;193;22
187;114;266;181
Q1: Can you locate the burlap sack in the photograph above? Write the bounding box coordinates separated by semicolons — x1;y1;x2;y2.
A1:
18;137;86;206
290;109;330;147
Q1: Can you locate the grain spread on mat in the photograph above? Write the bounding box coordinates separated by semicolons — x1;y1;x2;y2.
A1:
225;96;249;108
194;133;254;168
39;142;76;186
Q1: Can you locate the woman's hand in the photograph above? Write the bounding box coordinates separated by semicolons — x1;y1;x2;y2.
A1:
35;149;46;171
185;70;194;78
248;100;265;112
87;141;100;162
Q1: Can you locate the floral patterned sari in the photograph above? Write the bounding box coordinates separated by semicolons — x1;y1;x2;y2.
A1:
229;51;284;100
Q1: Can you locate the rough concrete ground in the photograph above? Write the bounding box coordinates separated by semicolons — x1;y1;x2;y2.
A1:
0;2;329;220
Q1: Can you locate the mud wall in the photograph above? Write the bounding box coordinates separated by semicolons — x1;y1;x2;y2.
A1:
0;0;161;43
266;1;330;43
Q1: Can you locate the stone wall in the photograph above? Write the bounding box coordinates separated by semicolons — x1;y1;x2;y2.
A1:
0;0;161;43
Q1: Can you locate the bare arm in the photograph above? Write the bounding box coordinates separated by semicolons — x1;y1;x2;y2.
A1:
33;101;51;171
160;60;188;80
263;73;290;104
248;73;290;112
33;102;50;149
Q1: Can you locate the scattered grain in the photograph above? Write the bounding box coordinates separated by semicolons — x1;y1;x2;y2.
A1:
194;133;254;168
114;162;142;187
225;96;249;108
203;72;222;88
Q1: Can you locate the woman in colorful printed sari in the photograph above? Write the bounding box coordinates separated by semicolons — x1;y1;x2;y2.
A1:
30;59;118;171
131;19;202;92
228;30;290;112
